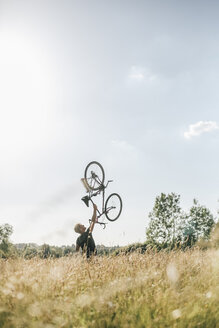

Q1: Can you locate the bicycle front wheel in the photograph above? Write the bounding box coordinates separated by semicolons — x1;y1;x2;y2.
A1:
84;161;105;191
105;193;122;221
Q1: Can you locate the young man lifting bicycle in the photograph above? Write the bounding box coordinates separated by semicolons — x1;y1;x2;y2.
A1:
74;161;122;258
74;203;97;258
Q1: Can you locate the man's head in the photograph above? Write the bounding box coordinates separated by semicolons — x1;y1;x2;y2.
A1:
74;223;86;234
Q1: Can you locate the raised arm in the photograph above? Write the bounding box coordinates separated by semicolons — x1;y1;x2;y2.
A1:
89;203;97;233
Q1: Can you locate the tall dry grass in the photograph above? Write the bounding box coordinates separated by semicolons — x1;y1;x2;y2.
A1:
0;248;219;327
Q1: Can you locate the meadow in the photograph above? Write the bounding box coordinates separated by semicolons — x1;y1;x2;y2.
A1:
0;248;219;328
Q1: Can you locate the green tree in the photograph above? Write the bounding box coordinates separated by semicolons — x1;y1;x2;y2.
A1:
63;246;75;256
183;199;215;245
146;193;183;247
0;224;14;258
50;246;63;258
23;246;39;259
210;222;219;248
40;244;51;258
146;194;216;248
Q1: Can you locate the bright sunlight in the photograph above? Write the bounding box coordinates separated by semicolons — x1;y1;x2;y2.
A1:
0;27;54;159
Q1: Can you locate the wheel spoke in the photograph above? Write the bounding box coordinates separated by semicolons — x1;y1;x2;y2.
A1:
91;178;95;189
84;161;105;191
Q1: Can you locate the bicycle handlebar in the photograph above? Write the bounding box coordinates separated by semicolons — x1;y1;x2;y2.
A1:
89;219;107;229
105;180;113;188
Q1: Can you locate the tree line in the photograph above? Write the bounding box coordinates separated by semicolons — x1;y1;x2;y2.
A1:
0;225;119;259
146;192;216;249
1;192;218;258
116;193;218;254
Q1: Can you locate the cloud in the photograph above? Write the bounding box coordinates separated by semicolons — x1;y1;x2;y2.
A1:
128;66;145;81
128;66;157;82
184;121;219;139
111;139;135;152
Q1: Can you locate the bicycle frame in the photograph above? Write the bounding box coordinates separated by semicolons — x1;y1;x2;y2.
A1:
82;178;113;229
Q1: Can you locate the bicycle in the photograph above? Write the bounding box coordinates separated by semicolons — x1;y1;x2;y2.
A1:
81;161;122;229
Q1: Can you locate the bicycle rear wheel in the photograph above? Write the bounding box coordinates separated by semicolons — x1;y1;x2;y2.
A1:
84;161;105;191
105;193;122;221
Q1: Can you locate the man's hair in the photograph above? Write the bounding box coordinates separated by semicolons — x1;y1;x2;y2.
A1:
74;223;81;234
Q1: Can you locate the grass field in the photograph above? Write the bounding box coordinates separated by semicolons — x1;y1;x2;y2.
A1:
0;248;219;328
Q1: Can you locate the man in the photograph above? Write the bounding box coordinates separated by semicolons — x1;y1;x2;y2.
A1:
74;203;97;258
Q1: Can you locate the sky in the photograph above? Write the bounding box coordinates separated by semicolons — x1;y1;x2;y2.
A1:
0;0;219;246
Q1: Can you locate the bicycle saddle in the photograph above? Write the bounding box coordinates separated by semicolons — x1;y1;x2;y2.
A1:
81;196;90;207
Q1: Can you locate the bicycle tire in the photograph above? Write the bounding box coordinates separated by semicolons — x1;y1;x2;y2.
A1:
84;161;105;191
105;193;122;221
